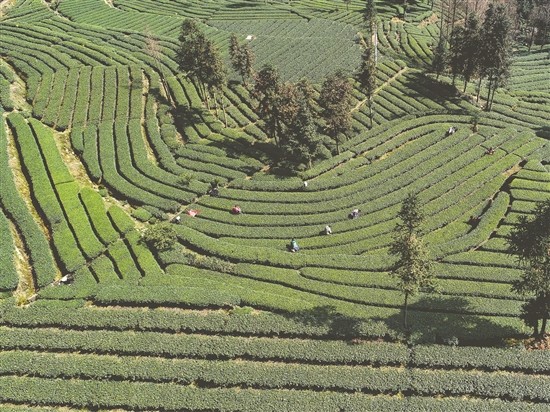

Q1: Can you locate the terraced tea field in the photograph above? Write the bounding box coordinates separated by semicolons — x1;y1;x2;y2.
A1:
0;0;549;410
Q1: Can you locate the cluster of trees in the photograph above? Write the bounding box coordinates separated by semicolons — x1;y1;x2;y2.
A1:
176;20;226;114
520;0;550;50
252;66;354;168
432;3;513;111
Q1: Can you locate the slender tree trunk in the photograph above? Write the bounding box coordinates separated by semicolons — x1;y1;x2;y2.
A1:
540;316;547;337
368;99;373;128
404;293;409;330
463;79;468;93
222;96;228;127
528;27;535;52
485;77;493;112
450;0;458;34
205;87;211;111
452;73;457;87
213;91;219;117
476;77;482;102
198;80;206;105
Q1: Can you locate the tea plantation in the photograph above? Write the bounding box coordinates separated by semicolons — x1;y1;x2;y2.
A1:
0;0;549;410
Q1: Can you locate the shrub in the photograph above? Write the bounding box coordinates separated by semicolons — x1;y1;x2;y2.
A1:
142;223;178;251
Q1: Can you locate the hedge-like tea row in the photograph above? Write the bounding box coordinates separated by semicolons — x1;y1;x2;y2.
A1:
0;326;408;365
8;375;546;412
0;350;547;400
7;113;86;273
0;209;17;290
93;285;240;307
97;121;180;211
0;114;57;288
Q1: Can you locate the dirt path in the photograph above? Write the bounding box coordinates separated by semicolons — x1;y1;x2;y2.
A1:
0;0;16;18
351;67;408;113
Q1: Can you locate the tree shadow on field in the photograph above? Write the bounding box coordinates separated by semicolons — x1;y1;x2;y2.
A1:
281;305;366;340
173;105;204;132
381;295;521;345
149;86;174;109
400;72;467;110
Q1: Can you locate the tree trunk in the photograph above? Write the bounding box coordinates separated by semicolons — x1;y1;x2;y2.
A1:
450;0;458;34
528;27;535;52
463;79;468;93
404;293;409;330
368;100;374;128
485;78;493;112
205;89;211;111
540;315;547;337
476;77;482;102
222;96;228;127
213;91;219;117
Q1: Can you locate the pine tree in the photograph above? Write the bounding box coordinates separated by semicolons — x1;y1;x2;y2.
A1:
284;97;321;169
229;34;255;86
508;199;550;337
199;41;227;117
253;65;282;146
357;45;377;128
431;35;449;80
448;25;466;87
479;4;512;111
319;71;353;155
176;20;207;83
390;194;436;330
461;14;481;93
363;0;378;60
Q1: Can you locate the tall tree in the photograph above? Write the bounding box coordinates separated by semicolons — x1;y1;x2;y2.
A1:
431;35;449;80
284;97;322;169
319;71;353;155
390;194;436;330
252;65;282;146
229;33;240;66
229;34;255;86
448;25;466;87
145;30;173;106
479;3;512;111
461;14;482;92
199;41;227;117
529;2;550;50
176;19;207;84
176;19;211;102
508;199;550;337
363;0;378;61
357;44;377;127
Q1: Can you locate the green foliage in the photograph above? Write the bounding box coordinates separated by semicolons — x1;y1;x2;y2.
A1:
508;199;550;336
132;207;153;222
319;71;353;154
142;223;178;251
390;194;436;328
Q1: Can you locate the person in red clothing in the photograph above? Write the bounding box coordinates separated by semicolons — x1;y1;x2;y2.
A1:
231;205;242;214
